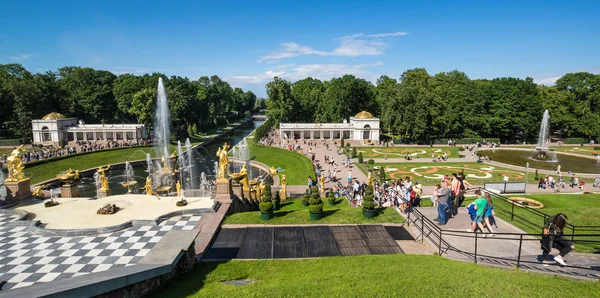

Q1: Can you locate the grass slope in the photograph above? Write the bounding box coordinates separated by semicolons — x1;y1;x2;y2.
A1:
148;254;600;298
248;142;314;185
223;197;402;225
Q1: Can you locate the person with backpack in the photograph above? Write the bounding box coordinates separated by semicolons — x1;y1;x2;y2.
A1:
467;189;487;235
483;192;496;236
541;213;574;266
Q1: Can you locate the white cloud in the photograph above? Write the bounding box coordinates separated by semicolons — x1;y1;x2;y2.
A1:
259;31;408;63
226;62;384;86
9;54;33;61
534;76;560;85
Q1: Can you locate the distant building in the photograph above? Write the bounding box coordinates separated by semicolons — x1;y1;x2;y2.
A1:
32;112;147;146
279;111;380;142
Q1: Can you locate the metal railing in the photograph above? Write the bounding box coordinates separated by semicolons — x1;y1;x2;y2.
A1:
479;189;600;242
405;205;600;272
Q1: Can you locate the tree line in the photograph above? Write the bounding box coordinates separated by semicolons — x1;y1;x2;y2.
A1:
0;64;266;142
265;69;600;143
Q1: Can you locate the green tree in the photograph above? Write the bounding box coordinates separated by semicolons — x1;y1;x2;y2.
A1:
266;77;294;126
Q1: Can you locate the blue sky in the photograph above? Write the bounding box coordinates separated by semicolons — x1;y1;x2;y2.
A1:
1;0;599;97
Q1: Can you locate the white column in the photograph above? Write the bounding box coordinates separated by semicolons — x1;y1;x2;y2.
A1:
330;130;333;139
123;131;127;141
84;132;88;141
102;131;106;140
113;132;116;140
133;130;137;140
93;132;97;141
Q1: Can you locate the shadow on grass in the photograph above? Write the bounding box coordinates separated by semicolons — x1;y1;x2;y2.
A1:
147;261;225;298
322;209;341;217
274;210;296;218
279;201;294;208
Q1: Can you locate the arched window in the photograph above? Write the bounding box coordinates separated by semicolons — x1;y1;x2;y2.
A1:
363;125;371;140
42;126;51;142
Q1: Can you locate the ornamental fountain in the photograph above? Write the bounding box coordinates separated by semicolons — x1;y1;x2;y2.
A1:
534;109;554;160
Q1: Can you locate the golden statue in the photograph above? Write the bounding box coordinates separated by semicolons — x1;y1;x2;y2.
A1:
97;165;111;191
216;143;230;180
319;174;325;192
6;145;26;182
367;171;373;186
258;181;266;202
280;174;287;201
176;180;182;197
161;156;173;174
145;176;153;195
240;164;250;190
32;184;47;197
56;168;80;182
270;166;277;177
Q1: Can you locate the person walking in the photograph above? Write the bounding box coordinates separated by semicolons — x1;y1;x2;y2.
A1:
435;180;451;225
468;190;487;234
541;213;575;266
483;192;496;235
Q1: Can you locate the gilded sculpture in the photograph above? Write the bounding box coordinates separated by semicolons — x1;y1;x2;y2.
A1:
176;180;181;197
239;164;250;190
367;170;373;186
145;176;153;195
32;184;47;197
6;145;26;182
96;165;111;191
216;143;230;179
280;174;287;201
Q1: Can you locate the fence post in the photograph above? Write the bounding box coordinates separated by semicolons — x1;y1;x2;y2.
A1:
438;230;443;255
511;202;514;221
474;232;478;264
571;226;575;242
421;214;424;242
517;234;523;268
407;209;410;227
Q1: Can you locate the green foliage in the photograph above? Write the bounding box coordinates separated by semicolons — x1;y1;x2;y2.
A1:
308;188;323;213
534;169;539;180
351;147;357;158
367;159;375;164
254;117;275;141
302;190;310;204
59;139;66;149
458;146;465;151
259;201;274;213
263;184;272;202
308;203;324;213
362;199;377;211
362;184;376;210
564;138;586;144
357;152;363;164
0;139;21;146
327;191;336;204
378;167;386;182
341;138;345;148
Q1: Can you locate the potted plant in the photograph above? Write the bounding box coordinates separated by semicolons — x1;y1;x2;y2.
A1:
308;186;323;220
259;184;274;220
327;191;336;205
362;185;377;218
302;189;310;206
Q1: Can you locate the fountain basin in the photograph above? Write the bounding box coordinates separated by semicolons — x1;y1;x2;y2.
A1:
478;148;600;173
15;194;214;230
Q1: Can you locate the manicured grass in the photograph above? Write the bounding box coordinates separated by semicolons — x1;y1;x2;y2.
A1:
356;162;540;186
491;193;600;253
249;142;315;186
354;146;462;159
223;197;403;225
23;146;178;184
148;254;600;298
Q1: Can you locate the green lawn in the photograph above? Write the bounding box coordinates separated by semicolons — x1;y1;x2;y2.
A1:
249;142;314;186
354;146;462;159
223;197;402;225
356;162;542;186
24;146;166;184
491;193;600;253
148;254;600;298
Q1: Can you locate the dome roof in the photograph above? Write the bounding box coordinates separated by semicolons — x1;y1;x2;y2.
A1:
354;111;374;119
42;112;67;120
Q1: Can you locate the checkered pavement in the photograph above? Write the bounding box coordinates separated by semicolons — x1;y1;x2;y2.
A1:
0;214;201;290
0;212;22;224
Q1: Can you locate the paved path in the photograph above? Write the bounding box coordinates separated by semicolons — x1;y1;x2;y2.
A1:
403;207;600;279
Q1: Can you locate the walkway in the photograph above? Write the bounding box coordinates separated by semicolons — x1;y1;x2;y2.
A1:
402;207;600;279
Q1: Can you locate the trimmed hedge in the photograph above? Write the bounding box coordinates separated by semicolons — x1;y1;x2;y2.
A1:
0;138;21;146
254;117;274;142
564;138;586;144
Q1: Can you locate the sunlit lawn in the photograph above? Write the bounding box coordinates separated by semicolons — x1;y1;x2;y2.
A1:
148;254;600;298
248;141;315;185
354;146;462;159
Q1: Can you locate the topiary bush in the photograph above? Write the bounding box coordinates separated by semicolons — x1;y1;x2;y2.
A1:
378;167;386;182
352;147;357;158
341;138;345;148
309;186;323;213
358;152;363;164
367;159;374;165
458;146;465;151
302;189;310;205
327;191;336;204
362;184;376;210
259;184;274;213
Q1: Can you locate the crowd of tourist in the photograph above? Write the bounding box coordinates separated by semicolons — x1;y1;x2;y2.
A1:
0;139;150;169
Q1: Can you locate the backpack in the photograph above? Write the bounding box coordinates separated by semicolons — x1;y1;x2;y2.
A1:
467;203;476;215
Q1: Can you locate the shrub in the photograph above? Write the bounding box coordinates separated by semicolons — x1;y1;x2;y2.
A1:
594;146;600;151
308;188;323;213
308;203;324;213
564;138;585;144
367;159;375;165
302;189;310;204
458;146;465;151
358;152;364;164
0;138;21;146
351;147;357;158
362;199;376;211
259;184;274;213
327;191;336;204
59;139;67;149
259;201;274;213
534;169;539;180
378;167;386;182
341;138;345;148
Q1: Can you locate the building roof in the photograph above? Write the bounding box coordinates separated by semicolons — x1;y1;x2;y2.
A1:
42;112;67;120
354;111;374;119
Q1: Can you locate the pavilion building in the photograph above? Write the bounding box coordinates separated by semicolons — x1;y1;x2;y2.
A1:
279;111;380;142
31;112;147;146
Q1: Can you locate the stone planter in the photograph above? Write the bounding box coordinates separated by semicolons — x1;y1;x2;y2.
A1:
362;209;377;218
309;211;322;221
260;211;274;220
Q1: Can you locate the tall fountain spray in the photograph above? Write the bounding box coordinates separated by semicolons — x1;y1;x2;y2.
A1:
536;110;550;149
146;153;154;174
185;138;195;189
155;78;171;160
124;161;135;183
177;140;185;188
